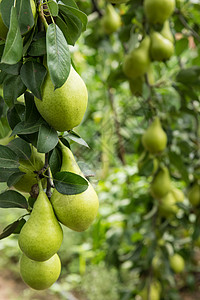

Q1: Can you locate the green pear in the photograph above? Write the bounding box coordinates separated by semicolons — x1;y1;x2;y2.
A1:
51;143;99;232
140;280;161;300
101;4;121;34
188;183;200;207
123;36;151;80
93;111;103;124
0;131;14;145
152;255;164;276
0;0;36;40
14;146;45;193
18;181;63;261
150;31;174;61
158;192;179;217
142;117;167;154
151;167;171;199
170;254;185;273
20;253;61;290
171;187;184;203
129;64;155;96
34;65;88;132
144;0;175;24
129;76;144;96
161;20;174;43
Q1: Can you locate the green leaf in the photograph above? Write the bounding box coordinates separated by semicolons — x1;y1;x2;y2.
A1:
47;0;58;16
20;61;47;99
0;168;19;182
0;220;20;240
58;10;82;45
23;25;35;56
3;74;26;107
28;35;46;56
0;190;28;208
1;6;23;65
7;171;25;187
16;0;34;35
11;118;45;136
24;92;41;122
7;103;25;130
0;0;14;27
0;62;22;75
54;171;88;195
169;151;189;183
46;23;71;89
37;124;58;153
58;0;78;9
0;218;26;240
59;4;87;31
13;218;26;233
0;145;19;168
64;131;89;148
176;66;200;86
175;38;188;56
49;146;62;177
7;137;31;159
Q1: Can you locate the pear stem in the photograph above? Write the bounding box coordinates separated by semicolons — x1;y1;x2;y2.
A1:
44;153;53;199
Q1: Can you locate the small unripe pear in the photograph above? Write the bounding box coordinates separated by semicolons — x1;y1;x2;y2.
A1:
51;143;99;232
151;167;171;199
171;187;184;203
35;66;88;132
158;192;179;217
150;31;174;61
139;280;161;300
170;254;185;273
142;117;167;154
123;36;151;80
18;181;63;261
188;183;200;207
161;20;174;43
101;4;121;34
20;253;61;290
144;0;175;24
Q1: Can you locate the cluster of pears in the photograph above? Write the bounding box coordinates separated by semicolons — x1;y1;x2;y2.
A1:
123;0;175;94
141;117;184;217
139;280;162;300
13;142;99;290
141;252;185;299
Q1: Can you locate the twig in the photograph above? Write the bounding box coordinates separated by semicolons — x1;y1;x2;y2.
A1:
45;153;52;199
91;0;103;17
175;8;200;43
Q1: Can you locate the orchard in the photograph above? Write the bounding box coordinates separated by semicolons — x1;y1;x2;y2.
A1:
0;0;199;299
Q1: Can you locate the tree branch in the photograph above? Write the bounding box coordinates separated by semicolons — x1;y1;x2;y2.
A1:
175;8;200;43
91;0;103;17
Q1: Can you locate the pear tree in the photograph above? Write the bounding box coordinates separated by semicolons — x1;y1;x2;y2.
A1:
81;0;200;298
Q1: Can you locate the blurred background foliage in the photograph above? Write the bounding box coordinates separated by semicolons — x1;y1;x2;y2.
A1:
0;0;200;299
